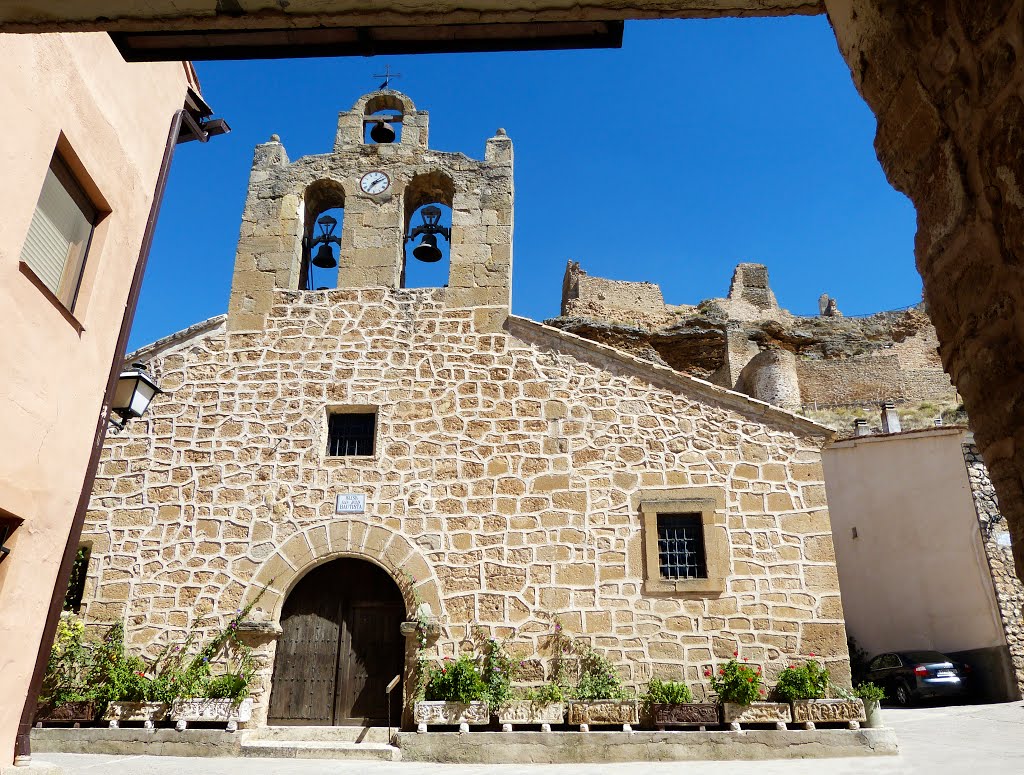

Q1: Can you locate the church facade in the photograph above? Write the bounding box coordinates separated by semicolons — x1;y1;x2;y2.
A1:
79;91;849;727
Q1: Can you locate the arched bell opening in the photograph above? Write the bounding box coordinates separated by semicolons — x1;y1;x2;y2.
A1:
363;94;405;145
300;180;345;290
403;171;455;289
267;558;406;726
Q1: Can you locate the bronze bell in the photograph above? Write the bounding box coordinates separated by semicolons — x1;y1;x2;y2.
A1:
312;243;337;268
370;120;396;144
412;234;443;263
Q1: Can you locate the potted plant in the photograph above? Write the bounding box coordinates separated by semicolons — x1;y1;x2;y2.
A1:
473;632;562;731
36;613;97;726
854;682;886;728
167;609;258;731
171;678;254;732
499;682;567;731
90;623;168;729
170;639;255;731
103;684;169;729
566;643;638;731
641;678;718;730
414;654;490;732
708;654;790;730
774;659;866;730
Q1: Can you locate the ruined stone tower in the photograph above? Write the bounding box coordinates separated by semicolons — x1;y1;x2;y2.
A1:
227;89;514;333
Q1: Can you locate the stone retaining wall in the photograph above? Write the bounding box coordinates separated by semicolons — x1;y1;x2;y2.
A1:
963;442;1024;698
397;729;899;763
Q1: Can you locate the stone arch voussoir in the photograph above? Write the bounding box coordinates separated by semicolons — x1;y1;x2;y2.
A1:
244;521;442;625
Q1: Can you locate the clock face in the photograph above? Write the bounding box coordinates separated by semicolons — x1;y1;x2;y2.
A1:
360;171;390;195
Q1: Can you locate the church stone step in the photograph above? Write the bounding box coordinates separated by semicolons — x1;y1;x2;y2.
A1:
240;740;400;761
249;725;395;744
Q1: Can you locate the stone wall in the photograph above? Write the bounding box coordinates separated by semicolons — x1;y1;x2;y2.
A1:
561;261;677;330
725;262;781;320
81;287;848;725
553;262;957;413
963;442;1024;697
795;355;905;407
738;349;801;411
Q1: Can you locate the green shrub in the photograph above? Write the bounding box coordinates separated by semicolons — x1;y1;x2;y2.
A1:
572;644;628;701
42;592;268;711
147;673;184;705
424;655;488;703
205;673;249;702
478;635;518;709
854;682;886;703
523;682;566;705
87;623;150;710
146;598;261;705
641;678;693;709
706;657;764;706
41;613;93;707
773;660;831;702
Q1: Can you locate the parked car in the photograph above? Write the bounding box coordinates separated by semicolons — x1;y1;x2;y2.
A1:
864;650;971;706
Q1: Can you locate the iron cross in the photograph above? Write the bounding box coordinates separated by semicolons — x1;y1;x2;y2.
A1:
374;65;401;91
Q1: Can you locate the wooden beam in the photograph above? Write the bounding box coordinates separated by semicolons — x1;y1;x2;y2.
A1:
109;21;625;61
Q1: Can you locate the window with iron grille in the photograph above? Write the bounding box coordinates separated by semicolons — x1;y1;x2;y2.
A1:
327;412;376;456
656;513;707;579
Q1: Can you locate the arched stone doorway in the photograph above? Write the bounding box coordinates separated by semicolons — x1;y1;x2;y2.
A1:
267;558;405;725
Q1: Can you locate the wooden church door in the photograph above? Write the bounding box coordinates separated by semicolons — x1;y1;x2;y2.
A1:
268;559;405;725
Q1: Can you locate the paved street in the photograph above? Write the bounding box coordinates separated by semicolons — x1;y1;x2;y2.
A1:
37;702;1024;775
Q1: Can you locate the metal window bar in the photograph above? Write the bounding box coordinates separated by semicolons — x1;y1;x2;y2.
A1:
657;514;707;579
327;413;375;456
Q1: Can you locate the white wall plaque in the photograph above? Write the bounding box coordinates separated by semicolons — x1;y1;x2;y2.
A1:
335;493;366;514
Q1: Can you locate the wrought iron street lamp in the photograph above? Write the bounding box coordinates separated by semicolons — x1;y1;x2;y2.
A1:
110;362;161;430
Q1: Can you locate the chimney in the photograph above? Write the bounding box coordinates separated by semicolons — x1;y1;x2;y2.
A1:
881;402;901;434
853;419;870;436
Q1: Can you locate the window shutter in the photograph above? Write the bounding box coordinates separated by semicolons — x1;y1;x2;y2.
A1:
19;166;93;299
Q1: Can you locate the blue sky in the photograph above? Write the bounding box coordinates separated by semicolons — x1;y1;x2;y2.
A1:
129;15;918;351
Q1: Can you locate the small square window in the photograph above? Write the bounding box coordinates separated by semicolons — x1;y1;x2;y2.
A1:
657;513;707;579
19;153;98;311
638;487;728;594
327;412;376;456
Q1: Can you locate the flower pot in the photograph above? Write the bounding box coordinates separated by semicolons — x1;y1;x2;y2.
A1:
414;700;489;733
863;698;884;729
497;700;565;731
103;701;169;729
170;698;253;731
650;702;719;730
722;701;792;730
34;701;96;726
567;699;639;731
790;698;867;729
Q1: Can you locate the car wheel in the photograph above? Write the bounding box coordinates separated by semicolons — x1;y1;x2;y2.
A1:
894;682;913;707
